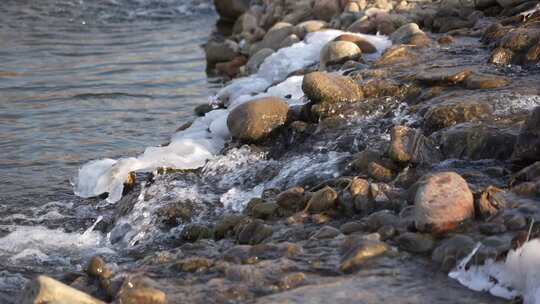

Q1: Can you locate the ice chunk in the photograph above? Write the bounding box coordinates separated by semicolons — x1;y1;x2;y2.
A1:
450;239;540;304
75;30;391;203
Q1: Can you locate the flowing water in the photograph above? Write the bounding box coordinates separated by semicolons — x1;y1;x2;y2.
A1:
0;0;217;300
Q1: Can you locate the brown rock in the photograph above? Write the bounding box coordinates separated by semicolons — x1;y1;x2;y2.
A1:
367;162;395;183
215;56;247;78
19;275;106;304
302;72;363;104
227;97;289;142
117;275;166;304
423;100;493;134
313;0;342;22
334;34;377;53
438;35;456;45
347;18;376;34
464;73;510;89
416;67;473;86
340;238;389;272
375;45;416;66
396;232;435;253
475;186;506;220
214;0;250;21
276;187;306;212
512;106;540;167
414;172;475;233
320;41;362;70
489;47;514;65
306;186;338;213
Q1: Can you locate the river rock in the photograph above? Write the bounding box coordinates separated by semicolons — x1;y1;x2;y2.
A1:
215;55;247;78
396;232;436;253
320;41;362;70
524;42;540;65
295;20;327;38
464;73;510;89
432;234;475;271
389;125;440;164
479;222;507;235
251;202;279;219
257;22;295;52
174;257;214;272
181;223;213;242
214;0;250;21
423;100;493;134
205;40;239;65
367;162;395;183
237;219;273;244
389;23;423;44
276;187;307;212
475;186;506;220
214;214;245;239
416;67;473;86
334;34;377;53
365;210;398;232
194;103;213;117
117;275;166;304
435;123;516;160
311;225;341;239
340;238;389;273
306;186;338;213
246;48;274;74
414;172;475;233
489;47;514;65
511;106;540;167
19;275;106;304
227;97;289;142
348;18;376;34
375;45;416;66
313;0;342;22
279;34;300;49
302;72;363;104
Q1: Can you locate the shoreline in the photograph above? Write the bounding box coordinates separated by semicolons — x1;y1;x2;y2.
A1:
18;0;540;303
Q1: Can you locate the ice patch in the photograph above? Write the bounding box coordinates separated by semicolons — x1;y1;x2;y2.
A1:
450;239;540;304
75;30;391;203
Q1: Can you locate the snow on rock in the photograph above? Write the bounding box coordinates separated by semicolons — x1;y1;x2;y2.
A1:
74;30;391;203
450;239;540;304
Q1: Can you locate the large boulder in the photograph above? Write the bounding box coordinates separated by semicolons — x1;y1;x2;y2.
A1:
320;41;362;70
227;97;290;142
512;106;540;167
302;72;363;104
19;275;106;304
414;172;475;233
214;0;251;21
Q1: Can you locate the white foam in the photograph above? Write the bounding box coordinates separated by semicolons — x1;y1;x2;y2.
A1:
450;239;540;304
74;30;391;203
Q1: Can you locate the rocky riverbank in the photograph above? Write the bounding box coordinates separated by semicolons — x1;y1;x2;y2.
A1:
18;0;540;303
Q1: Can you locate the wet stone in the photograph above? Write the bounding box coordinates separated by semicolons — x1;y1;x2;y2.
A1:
415;67;473;86
334;34;377;53
479;222;507;235
504;213;527;231
214;215;245;240
423;100;493;134
340;238;389;273
20;275;106;304
278;272;306;290
464;73;510;89
311;225;341;239
181;223;213;242
475;186;506;220
276;187;306;212
306;186;338;213
250;202;279;219
367;161;395;183
117;275;167;304
340;221;366;234
396;232;436;254
302;71;364;105
237;220;273;245
174;257;214;272
431;234;475;271
414;172;474;234
223;245;252;264
194;103;213;117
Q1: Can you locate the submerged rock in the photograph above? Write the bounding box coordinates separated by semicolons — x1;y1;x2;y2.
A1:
227;97;289;143
19;275;106;304
214;0;250;21
340;238;389;273
117;275;167;304
414;172;474;234
396;232;436;254
432;234;475;271
306;186;338;213
423;100;493;134
511;106;540;167
388;125;440;164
